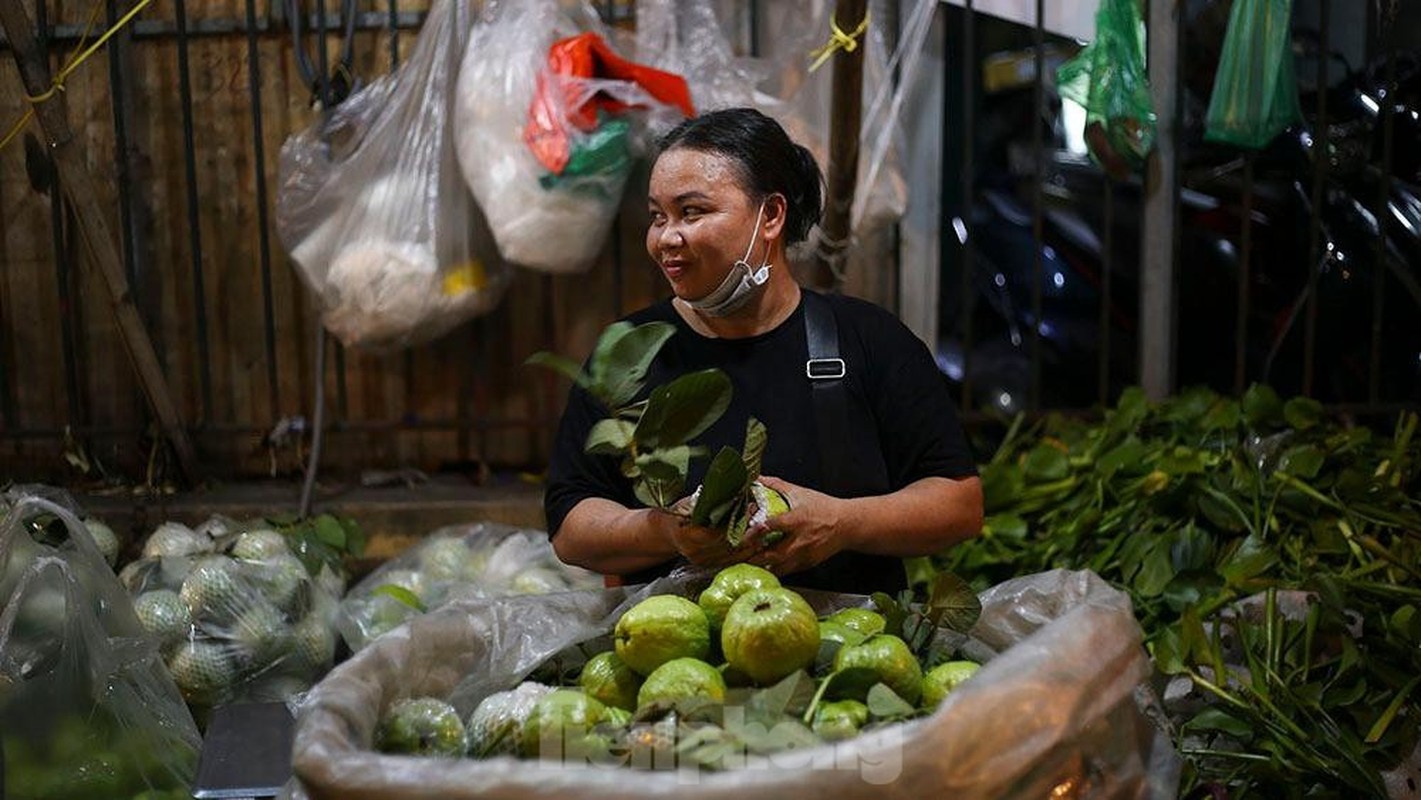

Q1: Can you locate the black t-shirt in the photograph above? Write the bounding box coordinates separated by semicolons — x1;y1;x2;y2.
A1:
544;291;977;595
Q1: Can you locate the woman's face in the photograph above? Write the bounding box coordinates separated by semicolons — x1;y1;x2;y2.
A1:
645;147;761;302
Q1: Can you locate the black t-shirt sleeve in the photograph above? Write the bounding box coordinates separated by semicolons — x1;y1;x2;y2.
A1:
852;301;978;485
543;382;633;539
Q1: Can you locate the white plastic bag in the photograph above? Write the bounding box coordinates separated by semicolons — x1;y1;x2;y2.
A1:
289;569;1179;798
454;0;692;274
275;0;510;351
1;495;200;799
336;522;602;653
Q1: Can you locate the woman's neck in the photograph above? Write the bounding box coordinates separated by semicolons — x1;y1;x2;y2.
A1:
674;272;802;340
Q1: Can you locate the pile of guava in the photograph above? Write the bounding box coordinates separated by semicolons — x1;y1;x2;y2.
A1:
372;565;981;770
337;525;602;651
120;518;345;706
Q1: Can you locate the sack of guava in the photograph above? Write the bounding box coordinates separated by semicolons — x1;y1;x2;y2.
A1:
0;495;200;800
288;568;1179;799
119;516;346;708
335;522;602;653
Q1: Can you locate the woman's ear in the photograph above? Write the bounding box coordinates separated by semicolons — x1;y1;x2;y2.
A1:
761;193;789;241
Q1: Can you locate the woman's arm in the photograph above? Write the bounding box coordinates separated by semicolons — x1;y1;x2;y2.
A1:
552;496;759;576
748;474;983;576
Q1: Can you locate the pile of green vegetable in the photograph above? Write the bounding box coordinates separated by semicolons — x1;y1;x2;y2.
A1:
932;385;1420;797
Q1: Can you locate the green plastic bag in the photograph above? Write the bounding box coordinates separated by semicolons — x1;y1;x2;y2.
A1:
1056;0;1157;179
1204;0;1302;148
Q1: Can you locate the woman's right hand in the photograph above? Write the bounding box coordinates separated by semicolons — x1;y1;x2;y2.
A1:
658;508;755;569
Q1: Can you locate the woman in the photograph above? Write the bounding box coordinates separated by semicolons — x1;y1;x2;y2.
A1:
545;107;982;595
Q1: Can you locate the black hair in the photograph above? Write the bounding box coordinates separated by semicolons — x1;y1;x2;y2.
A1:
655;107;824;245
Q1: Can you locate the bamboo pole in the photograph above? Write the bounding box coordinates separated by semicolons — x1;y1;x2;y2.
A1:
0;0;200;484
812;0;869;292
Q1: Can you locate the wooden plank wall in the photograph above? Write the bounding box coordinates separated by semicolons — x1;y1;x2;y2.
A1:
0;0;897;484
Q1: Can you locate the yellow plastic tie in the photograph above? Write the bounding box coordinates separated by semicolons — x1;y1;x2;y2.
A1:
1;0;150;153
808;10;871;73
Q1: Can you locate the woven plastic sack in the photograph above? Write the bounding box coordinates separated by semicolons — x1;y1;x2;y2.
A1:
117;516;346;708
275;0;510;351
454;0;693;274
336;522;603;653
287;568;1179;799
1203;0;1303;149
1056;0;1157;179
0;495;200;799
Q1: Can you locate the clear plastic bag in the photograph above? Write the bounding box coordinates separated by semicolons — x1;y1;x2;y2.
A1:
275;0;510;351
454;0;693;275
119;516;346;707
1203;0;1303;149
1056;0;1157;179
1;495;200;799
289;568;1179;798
335;522;603;653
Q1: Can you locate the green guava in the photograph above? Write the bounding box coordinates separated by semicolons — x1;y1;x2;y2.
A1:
921;660;981;710
376;697;467;757
811;699;870;741
133;589;192;647
230;529;289;562
721;587;820;685
613;595;710;676
520;689;608;759
82;518;120;567
825;607;887;637
832;634;924;705
466;682;551;758
697;563;780;630
636;657;726;711
578;651;642;712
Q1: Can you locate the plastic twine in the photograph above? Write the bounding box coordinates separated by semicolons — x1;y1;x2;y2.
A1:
807;10;871;73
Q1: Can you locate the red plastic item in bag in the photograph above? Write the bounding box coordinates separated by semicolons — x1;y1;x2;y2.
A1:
524;32;695;174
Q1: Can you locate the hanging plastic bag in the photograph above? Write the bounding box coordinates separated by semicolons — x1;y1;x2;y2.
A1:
275;0;510;351
288;568;1179;798
1203;0;1303;149
1;495;200;799
335;522;601;652
1056;0;1157;180
455;0;694;275
117;515;346;708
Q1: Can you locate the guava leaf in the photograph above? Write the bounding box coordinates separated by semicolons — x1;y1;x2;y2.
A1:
866;683;917;719
1023;444;1071;482
1283;396;1324;431
1097;436;1150;479
747;670;817;720
634;369;732;449
1242;383;1283;427
585;419;634;455
594;321;677;408
1185;707;1255;740
927;571;982;633
741;418;767;482
1278;444;1325;479
313;515;347;549
524;351;587;388
633;473;684;510
724;501;751;548
871;592;909;642
636;446;694;482
371;584;426;613
691;447;749;527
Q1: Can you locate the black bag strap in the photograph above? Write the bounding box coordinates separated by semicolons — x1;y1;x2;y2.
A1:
803;290;852;494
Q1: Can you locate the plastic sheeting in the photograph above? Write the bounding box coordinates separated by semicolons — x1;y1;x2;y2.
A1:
287;568;1179;799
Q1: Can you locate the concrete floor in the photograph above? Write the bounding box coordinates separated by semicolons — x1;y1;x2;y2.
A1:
71;472;549;568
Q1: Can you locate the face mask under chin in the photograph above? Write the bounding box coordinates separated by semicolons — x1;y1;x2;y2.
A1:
686;201;771;317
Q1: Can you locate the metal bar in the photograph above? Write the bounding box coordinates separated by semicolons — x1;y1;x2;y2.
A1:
1029;0;1043;410
1141;0;1180;400
40;0;82;433
106;0;137;291
1369;28;1396;404
1099;178;1113;405
174;0;212;423
1302;0;1329;397
0;10;429;47
957;0;974;414
386;0;398;68
1235;153;1254;394
243;0;280;419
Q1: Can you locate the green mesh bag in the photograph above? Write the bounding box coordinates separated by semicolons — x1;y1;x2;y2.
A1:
1056;0;1157;179
1204;0;1303;148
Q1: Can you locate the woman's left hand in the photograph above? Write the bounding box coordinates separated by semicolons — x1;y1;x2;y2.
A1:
742;475;847;576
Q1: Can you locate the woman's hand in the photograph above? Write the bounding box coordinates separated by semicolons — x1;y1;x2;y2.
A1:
661;496;758;569
741;475;847;576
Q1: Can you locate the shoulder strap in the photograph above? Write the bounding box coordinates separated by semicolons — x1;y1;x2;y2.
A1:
802;290;852;495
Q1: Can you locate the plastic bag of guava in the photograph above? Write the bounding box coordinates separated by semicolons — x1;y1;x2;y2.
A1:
0;495;201;799
119;516;346;708
287;568;1179;799
335;522;602;653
